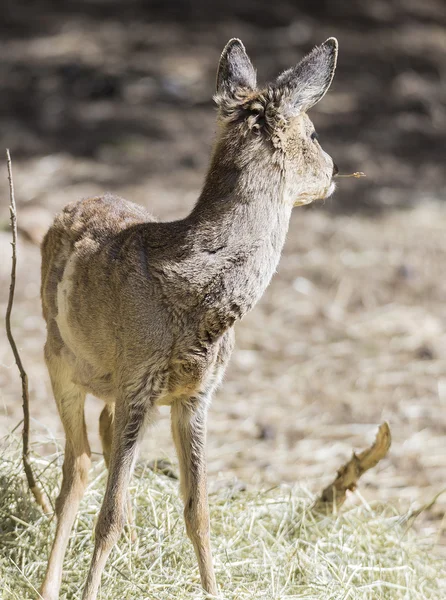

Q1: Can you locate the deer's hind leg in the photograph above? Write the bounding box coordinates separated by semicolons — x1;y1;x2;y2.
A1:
99;403;136;540
99;404;114;467
40;352;91;600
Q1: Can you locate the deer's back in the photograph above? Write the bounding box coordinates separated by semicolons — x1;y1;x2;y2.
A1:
41;193;156;315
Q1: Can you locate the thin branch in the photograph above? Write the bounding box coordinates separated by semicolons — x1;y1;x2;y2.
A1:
315;422;391;512
5;149;51;513
400;487;446;525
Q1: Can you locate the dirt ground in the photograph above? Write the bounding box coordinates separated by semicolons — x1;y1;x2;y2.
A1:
0;0;445;554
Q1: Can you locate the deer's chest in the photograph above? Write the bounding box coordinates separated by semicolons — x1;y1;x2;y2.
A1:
157;328;235;404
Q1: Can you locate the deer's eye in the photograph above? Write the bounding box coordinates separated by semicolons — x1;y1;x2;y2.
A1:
311;131;319;142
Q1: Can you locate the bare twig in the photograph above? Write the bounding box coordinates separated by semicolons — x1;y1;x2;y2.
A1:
335;172;366;179
5;149;51;513
315;422;391;512
399;486;446;525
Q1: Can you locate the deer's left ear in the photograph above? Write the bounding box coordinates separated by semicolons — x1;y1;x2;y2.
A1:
216;38;257;98
274;38;338;115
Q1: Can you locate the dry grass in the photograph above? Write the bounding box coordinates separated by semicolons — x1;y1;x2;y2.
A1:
1;436;444;600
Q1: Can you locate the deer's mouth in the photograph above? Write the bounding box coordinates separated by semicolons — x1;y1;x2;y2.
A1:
314;180;336;202
326;181;336;197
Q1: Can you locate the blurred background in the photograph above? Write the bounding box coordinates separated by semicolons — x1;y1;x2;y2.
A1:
0;0;445;550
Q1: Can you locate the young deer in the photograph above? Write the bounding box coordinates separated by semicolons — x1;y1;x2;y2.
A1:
40;37;339;599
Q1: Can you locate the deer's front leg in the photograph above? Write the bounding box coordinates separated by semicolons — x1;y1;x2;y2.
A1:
82;394;156;600
171;399;217;596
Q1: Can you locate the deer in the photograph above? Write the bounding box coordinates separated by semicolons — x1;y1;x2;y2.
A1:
39;37;339;599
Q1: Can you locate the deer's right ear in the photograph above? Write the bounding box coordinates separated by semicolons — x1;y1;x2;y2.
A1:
273;38;338;115
216;38;257;99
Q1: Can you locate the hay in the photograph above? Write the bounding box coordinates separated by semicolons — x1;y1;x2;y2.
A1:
1;438;443;600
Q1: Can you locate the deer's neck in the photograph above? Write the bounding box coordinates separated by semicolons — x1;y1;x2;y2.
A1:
182;162;292;326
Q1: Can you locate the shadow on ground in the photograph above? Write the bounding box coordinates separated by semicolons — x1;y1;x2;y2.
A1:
0;0;444;211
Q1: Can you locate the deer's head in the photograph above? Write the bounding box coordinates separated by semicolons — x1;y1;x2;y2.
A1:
214;38;339;206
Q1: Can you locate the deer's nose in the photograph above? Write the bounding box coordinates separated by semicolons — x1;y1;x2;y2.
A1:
332;162;339;176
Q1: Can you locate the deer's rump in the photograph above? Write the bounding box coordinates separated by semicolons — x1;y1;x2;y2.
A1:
40;194;159;400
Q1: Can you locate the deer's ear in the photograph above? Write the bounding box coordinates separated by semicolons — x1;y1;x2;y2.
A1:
274;38;338;114
216;38;257;98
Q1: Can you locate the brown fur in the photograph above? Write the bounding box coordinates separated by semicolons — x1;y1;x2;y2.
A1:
40;37;339;599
